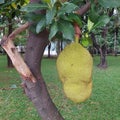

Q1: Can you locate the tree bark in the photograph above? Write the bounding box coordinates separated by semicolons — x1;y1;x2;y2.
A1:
7;18;14;68
76;1;91;15
7;55;14;68
91;32;107;69
23;30;64;120
48;43;51;58
113;27;119;56
23;7;64;119
98;27;107;68
56;40;61;56
97;45;107;69
0;22;64;119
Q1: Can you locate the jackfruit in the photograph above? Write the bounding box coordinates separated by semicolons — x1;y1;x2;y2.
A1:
56;42;93;103
64;81;92;103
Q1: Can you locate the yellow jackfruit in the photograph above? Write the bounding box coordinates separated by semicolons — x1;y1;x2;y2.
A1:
56;42;93;103
64;81;92;103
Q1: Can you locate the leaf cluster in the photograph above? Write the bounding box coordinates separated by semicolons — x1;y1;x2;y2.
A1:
21;0;82;41
88;0;120;30
0;0;29;22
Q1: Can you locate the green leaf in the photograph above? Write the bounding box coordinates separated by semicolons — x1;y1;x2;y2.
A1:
21;3;48;12
23;13;43;22
87;18;94;32
49;22;58;40
70;0;84;4
46;6;56;25
29;24;36;34
98;0;120;8
58;20;74;40
92;15;110;29
51;0;57;7
81;35;92;47
89;4;100;23
63;13;82;27
57;2;78;16
36;17;46;33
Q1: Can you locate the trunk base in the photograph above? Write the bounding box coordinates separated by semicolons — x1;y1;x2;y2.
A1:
97;63;107;69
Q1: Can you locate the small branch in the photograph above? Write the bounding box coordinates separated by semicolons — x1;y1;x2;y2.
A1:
1;37;36;83
75;1;91;16
0;23;36;83
8;22;30;40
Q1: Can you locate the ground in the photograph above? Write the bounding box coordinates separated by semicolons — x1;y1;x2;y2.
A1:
0;55;120;120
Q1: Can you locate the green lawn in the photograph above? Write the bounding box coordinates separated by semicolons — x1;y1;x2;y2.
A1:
0;55;120;120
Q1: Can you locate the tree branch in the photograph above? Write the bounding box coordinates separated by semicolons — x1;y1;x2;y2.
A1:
76;1;91;15
8;22;30;40
0;23;36;83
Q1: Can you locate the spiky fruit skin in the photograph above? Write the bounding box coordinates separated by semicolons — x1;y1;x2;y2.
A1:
56;43;93;103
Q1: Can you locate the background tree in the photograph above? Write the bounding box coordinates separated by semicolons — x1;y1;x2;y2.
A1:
83;3;120;68
0;0;29;67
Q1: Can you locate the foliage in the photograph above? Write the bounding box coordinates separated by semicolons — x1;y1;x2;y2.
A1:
21;0;82;41
90;6;120;50
0;0;29;46
0;0;29;21
81;33;93;47
98;0;120;8
82;1;120;48
87;0;120;31
14;31;28;46
1;0;120;47
0;55;120;120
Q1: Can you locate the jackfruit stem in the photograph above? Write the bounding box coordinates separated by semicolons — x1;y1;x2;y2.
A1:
75;35;79;43
74;23;81;43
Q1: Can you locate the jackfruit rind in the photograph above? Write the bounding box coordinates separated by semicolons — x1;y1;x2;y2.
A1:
63;81;92;103
57;43;93;83
56;42;93;103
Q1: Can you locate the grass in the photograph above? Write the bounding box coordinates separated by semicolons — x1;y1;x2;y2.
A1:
0;55;120;120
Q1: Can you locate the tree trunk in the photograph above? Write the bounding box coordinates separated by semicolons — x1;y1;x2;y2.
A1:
23;0;64;119
56;40;61;56
97;27;108;68
7;55;14;68
48;43;51;58
7;18;14;68
60;40;63;51
113;27;118;56
56;40;63;56
91;32;107;68
23;30;64;120
97;45;107;69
